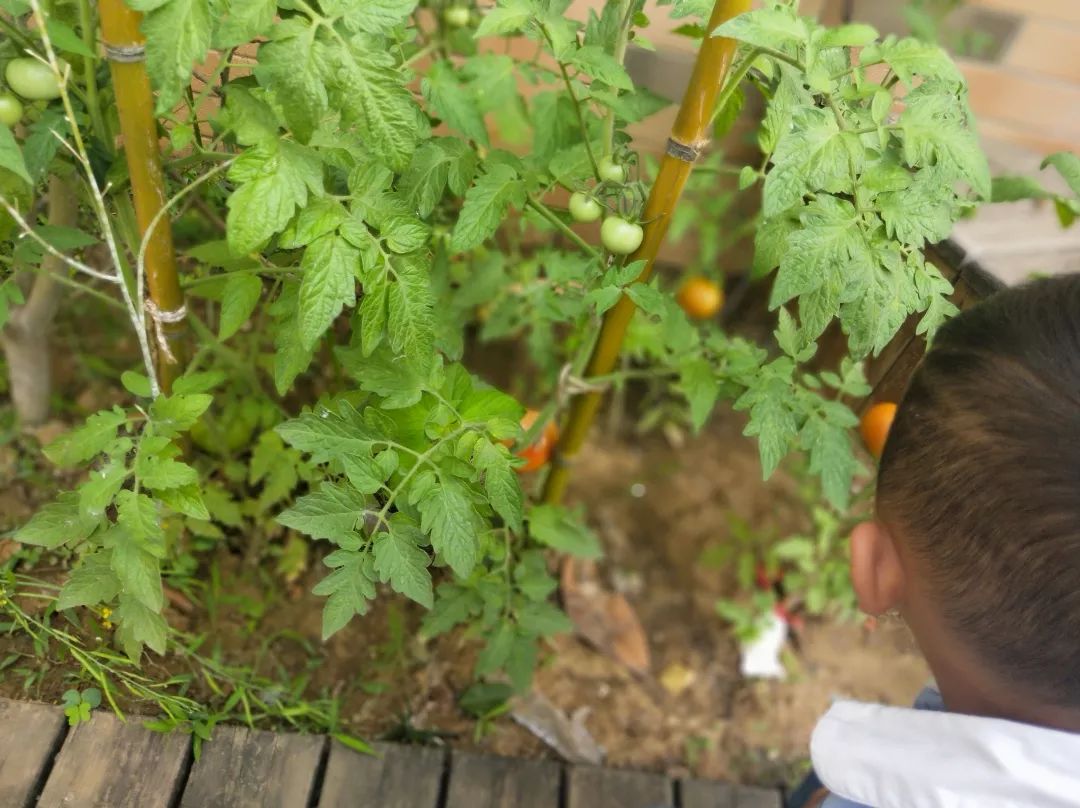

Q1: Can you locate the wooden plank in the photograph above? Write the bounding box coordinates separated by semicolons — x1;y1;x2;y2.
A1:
0;699;67;808
681;779;781;808
318;741;444;808
178;725;324;808
566;765;673;808
37;711;189;808
680;778;738;808
444;750;561;808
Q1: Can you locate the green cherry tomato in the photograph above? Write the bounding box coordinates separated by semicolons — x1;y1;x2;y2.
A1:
568;192;602;223
5;58;61;101
601;216;643;255
443;6;470;27
597;156;626;184
0;93;23;127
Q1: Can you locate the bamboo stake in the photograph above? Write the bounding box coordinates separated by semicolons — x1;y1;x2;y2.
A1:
99;0;185;393
542;0;751;504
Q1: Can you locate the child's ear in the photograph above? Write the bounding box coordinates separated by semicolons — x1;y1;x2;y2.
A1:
850;521;907;616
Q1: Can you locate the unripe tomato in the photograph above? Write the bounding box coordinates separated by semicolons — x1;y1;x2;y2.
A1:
5;58;61;101
597;156;625;184
516;409;558;473
601;216;643;255
860;402;897;460
568;192;602;223
443;5;470;27
677;275;724;320
0;93;23;127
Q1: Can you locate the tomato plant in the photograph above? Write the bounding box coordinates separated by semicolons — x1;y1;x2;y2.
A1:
5;57;60;100
568;191;602;223
0;93;22;127
1;0;1069;705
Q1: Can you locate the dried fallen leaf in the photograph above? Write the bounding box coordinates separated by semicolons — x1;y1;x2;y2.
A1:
561;557;651;675
511;690;604;765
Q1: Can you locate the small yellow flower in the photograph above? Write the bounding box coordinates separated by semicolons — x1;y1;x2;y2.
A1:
100;607;112;619
102;620;113;630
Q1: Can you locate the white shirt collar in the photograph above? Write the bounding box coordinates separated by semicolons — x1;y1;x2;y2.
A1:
812;699;1080;807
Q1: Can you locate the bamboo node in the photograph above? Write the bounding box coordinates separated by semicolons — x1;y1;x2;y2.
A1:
144;299;186;364
557;363;609;407
665;137;704;163
104;43;146;63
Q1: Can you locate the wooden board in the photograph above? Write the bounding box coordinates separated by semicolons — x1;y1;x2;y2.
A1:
178;724;324;808
318;741;445;808
682;778;782;808
0;699;66;808
37;711;189;808
566;765;673;808
444;750;561;808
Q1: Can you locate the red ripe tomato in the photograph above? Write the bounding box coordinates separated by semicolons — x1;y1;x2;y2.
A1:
516;409;558;473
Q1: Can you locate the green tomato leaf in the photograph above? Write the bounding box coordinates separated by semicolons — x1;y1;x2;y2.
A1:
373;517;433;608
277;482;366;543
128;0;213;114
43;408;127;467
218;273;262;341
417;479;480;577
56;551;120;610
0;124;32;186
527;504;602;559
451;163;527;252
114;595;168;659
299;234;358;350
313;550;375;639
15;492;97;549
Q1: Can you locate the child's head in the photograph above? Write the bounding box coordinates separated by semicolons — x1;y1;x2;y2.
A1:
850;274;1080;726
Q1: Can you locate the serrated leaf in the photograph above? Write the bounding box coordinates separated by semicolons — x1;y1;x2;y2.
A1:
156;484;210;520
139;456;199;490
528;504;601;559
451;164;526;251
277;482;366;543
517;601;572;637
111;537;164;612
387;255;435;371
899;83;989;198
276;400;375;462
474;0;534;37
321;38;426;171
15;492;96;549
475;622;514;676
569;45;633;90
1042;152;1080;198
128;0;213;114
299;235;358;349
335;344;425;408
219;274;262;340
313;551;375;639
149;393;213;435
373;518;433;608
57;552;120;610
114;595;168;658
475;440;523;533
713;8;807;51
321;0;418;32
0;124;31;186
253;24;327;141
678;357;719;431
877;37;962;87
78;463;129;520
764;108;856;217
115;491;165;556
422;61;489;146
44;409;127;467
418;479;479;577
771;195;861;308
801;414;856;510
216;0;276;47
878;167;956;248
401;139;475;217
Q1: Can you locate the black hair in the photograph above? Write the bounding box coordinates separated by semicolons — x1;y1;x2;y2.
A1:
878;274;1080;707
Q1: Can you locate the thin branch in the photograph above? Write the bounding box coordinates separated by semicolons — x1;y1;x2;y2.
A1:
0;197;117;283
525;197;601;259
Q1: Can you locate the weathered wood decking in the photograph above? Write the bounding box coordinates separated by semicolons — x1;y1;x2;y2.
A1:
0;698;782;808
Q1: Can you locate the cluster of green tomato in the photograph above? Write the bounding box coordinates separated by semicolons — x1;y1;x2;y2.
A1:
0;57;62;128
567;156;644;256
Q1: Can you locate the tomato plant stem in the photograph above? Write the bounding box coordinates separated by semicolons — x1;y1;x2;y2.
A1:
542;0;751;505
524;197;600;258
100;0;186;393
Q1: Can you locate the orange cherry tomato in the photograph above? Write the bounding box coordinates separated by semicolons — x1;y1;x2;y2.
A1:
515;409;558;473
860;402;897;460
676;276;724;320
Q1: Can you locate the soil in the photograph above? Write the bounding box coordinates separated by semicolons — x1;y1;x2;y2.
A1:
0;402;929;789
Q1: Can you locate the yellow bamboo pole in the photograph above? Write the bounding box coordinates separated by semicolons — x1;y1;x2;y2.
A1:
99;0;185;393
542;0;751;504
